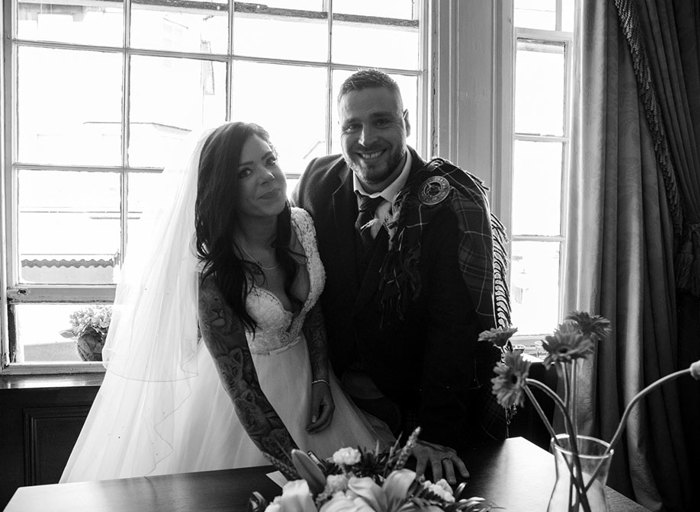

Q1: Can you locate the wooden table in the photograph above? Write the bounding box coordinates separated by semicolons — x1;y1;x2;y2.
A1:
4;437;649;512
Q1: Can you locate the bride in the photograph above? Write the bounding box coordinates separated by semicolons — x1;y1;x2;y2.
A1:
61;122;390;482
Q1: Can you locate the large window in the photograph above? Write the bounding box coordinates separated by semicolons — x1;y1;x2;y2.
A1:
2;0;425;371
508;0;575;337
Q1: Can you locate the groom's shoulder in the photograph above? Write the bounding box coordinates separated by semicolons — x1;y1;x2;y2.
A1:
295;154;346;208
304;153;346;181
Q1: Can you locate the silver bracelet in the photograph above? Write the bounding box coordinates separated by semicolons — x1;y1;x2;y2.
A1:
311;378;329;386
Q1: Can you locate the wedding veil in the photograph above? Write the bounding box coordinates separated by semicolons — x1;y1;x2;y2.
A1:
61;127;216;482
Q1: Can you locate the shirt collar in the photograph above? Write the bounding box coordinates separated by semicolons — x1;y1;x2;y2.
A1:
353;150;413;205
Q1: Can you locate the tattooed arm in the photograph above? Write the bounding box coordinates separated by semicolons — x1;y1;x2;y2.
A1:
198;273;298;471
302;302;335;433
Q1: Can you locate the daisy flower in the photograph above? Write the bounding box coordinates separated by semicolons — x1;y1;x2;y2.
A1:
541;320;594;367
565;311;611;342
491;352;531;408
478;326;518;348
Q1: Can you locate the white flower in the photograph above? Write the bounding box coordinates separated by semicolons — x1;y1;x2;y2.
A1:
423;479;455;503
319;492;373;512
382;469;415;511
325;474;349;494
332;447;361;466
347;476;386;511
264;480;317;512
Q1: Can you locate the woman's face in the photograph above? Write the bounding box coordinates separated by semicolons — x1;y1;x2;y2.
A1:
234;134;287;219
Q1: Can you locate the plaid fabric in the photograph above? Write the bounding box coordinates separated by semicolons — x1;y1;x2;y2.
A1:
478;384;509;441
378;158;511;329
377;158;511;441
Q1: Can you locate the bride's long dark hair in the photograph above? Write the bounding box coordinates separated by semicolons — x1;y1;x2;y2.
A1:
195;122;301;332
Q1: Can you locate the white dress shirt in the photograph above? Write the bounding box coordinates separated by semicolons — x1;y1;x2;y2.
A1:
352;151;413;239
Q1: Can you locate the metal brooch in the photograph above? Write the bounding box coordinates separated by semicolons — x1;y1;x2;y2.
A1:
418;176;451;206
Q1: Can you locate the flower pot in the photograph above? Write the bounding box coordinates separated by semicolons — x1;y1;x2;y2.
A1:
547;434;613;512
76;332;105;361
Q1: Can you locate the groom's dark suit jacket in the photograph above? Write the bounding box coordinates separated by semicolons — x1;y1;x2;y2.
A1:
293;148;492;449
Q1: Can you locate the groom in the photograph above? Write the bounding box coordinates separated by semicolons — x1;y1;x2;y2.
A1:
293;69;506;483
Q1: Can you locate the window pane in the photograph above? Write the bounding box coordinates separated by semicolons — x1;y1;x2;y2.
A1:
333;0;417;20
14;303;110;363
232;62;327;174
514;0;556;30
17;47;122;166
510;241;560;335
17;0;123;47
18;170;120;285
233;7;328;61
330;70;418;154
515;41;566;137
126;170;162;255
131;0;228;54
129;55;227;167
333;19;419;69
512;140;563;236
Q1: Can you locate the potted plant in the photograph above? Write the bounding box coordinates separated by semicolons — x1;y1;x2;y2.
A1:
60;305;112;361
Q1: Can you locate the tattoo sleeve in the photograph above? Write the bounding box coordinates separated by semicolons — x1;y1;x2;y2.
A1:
301;302;329;382
197;274;298;468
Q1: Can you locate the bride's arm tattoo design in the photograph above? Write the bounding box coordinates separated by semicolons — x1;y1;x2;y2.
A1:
302;303;329;382
197;275;297;467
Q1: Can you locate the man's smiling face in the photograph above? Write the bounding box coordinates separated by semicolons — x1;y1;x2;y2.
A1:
338;87;410;193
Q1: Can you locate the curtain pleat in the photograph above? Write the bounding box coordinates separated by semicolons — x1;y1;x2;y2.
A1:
565;1;696;510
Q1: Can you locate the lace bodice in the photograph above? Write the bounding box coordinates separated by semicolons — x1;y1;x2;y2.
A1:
245;208;325;354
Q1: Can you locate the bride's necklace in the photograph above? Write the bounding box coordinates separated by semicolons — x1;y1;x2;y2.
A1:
238;243;279;271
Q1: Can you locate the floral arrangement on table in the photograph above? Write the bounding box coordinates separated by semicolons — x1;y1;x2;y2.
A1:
482;311;700;512
251;428;492;512
60;305;112;361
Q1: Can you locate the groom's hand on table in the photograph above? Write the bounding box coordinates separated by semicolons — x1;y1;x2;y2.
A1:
412;439;470;485
307;381;335;433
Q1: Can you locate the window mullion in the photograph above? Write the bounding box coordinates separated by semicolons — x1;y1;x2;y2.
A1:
120;0;131;272
1;0;10;368
556;0;563;31
226;0;234;121
325;0;333;156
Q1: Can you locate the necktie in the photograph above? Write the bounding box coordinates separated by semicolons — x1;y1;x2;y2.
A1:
355;194;384;248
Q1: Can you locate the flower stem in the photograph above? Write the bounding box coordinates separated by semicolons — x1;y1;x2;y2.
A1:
523;386;557;441
605;368;689;456
583;367;692;493
570;360;579;441
526;378;574;439
526;378;592;511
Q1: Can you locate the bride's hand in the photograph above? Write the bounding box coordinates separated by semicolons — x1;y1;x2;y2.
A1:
307;380;335;433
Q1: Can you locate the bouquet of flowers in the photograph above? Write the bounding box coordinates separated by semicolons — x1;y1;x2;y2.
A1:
60;305;112;340
60;305;112;361
484;311;700;512
251;428;492;512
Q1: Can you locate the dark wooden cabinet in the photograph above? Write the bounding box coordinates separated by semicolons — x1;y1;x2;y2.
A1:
0;374;103;509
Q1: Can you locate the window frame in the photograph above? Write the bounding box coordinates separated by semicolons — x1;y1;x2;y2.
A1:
1;0;430;374
433;0;576;344
506;4;575;342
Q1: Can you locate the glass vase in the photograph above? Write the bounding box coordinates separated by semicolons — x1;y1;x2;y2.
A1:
547;434;613;512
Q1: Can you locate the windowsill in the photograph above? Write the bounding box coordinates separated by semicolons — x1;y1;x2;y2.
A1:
0;361;105;375
0;371;104;390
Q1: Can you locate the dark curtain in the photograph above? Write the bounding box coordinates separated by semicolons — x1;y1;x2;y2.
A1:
614;1;700;509
565;1;700;510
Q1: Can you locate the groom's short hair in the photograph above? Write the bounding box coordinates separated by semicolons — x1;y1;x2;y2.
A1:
337;69;402;103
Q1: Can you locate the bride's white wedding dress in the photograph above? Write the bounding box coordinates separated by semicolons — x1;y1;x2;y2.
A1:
61;207;386;483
